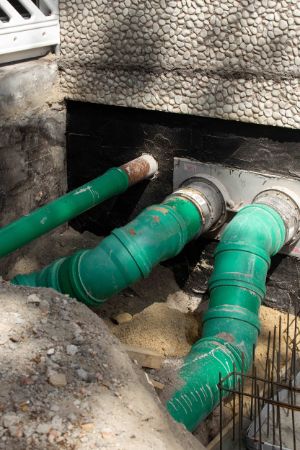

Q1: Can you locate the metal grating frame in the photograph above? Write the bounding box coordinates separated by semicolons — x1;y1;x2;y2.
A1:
0;0;59;64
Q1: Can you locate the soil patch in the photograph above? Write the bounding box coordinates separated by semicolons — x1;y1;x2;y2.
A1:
113;302;200;357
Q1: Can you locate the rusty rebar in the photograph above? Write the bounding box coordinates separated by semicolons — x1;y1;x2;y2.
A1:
263;331;271;411
256;383;262;450
254;365;257;442
240;352;244;445
250;344;257;420
219;372;223;450
238;378;242;450
218;308;299;449
267;359;271;437
285;310;290;382
276;350;283;449
232;362;236;442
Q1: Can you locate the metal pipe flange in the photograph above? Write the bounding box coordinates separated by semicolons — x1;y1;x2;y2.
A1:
173;177;227;234
254;187;300;244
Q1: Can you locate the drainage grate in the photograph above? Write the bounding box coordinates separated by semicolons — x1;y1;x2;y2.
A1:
0;0;60;64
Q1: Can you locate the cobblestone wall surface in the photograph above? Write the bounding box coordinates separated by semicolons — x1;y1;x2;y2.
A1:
59;0;300;128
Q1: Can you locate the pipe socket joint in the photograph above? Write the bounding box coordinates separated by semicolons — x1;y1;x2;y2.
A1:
254;187;300;244
172;177;226;234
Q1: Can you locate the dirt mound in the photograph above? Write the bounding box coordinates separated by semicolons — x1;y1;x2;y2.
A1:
0;283;204;450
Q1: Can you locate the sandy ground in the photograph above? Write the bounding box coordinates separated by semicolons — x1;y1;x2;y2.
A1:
113;302;200;357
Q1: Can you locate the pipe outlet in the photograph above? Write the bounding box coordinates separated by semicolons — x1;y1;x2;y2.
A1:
172;178;226;234
254;187;300;244
121;154;158;185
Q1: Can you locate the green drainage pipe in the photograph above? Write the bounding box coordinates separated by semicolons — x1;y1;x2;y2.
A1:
0;155;158;258
167;188;300;431
12;179;226;306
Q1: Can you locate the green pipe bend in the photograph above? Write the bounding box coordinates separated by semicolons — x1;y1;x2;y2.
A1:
167;203;286;431
12;196;203;306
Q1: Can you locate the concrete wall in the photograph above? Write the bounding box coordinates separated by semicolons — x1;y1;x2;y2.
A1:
59;0;300;128
0;57;66;226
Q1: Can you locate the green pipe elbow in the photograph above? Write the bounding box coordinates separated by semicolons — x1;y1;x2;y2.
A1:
12;196;203;306
167;203;286;431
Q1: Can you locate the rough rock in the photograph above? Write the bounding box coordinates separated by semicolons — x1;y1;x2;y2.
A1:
114;312;133;324
48;372;68;387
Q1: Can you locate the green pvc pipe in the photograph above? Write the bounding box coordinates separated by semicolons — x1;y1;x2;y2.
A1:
167;203;286;431
0;155;157;258
12;195;203;305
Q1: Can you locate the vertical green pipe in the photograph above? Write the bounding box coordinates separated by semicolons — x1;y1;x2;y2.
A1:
0;155;157;258
167;204;286;431
12;195;203;305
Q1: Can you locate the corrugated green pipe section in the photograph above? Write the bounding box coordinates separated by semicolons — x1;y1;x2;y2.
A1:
0;168;130;258
12;196;202;306
167;204;286;431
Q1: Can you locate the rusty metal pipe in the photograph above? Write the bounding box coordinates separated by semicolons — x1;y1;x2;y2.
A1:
121;154;158;186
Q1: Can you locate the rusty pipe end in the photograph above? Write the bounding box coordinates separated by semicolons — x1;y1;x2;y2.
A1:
120;154;158;186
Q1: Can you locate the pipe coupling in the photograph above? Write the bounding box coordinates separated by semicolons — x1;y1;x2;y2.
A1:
172;178;226;234
254;187;300;244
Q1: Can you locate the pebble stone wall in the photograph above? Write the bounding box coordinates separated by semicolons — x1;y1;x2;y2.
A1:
59;0;300;128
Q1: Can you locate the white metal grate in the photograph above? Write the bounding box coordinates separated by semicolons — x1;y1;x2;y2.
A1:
0;0;59;64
